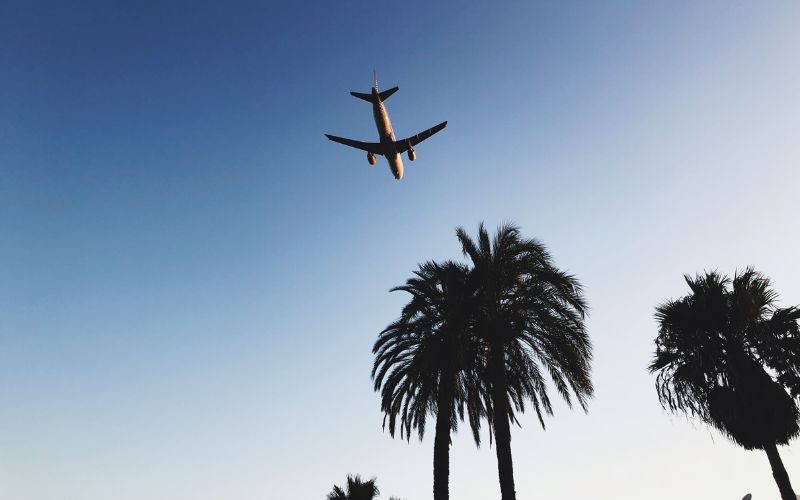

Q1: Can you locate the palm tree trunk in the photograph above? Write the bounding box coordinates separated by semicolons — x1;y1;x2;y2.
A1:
433;372;454;500
490;344;516;500
765;442;796;500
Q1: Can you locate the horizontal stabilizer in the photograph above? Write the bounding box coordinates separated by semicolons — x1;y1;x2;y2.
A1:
350;86;398;103
350;91;374;103
378;86;398;101
395;121;448;153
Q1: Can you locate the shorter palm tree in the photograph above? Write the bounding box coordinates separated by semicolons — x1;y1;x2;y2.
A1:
326;475;380;500
650;269;800;500
372;261;484;500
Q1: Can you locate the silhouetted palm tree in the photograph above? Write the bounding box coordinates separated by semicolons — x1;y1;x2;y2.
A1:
456;223;593;500
650;269;800;500
373;261;484;500
326;475;380;500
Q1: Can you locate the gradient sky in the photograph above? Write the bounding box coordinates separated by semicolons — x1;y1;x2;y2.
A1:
2;1;800;499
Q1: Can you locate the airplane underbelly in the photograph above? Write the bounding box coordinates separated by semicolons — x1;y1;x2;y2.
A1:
374;105;394;138
383;117;394;138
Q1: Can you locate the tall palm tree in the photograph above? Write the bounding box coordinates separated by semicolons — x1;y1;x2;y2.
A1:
456;223;593;500
372;261;484;500
326;475;380;500
650;269;800;500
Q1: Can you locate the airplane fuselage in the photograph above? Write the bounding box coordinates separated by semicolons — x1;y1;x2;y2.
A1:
372;88;404;180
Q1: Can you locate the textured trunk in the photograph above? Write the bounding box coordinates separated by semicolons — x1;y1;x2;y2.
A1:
765;443;796;500
433;372;453;500
490;344;516;500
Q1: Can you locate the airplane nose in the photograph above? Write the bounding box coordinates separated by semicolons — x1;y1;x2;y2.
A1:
391;157;404;180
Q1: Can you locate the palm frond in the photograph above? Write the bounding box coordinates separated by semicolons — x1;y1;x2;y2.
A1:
650;269;800;450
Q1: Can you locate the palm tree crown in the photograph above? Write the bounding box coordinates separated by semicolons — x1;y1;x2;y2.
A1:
650;269;800;445
372;261;483;443
326;475;380;500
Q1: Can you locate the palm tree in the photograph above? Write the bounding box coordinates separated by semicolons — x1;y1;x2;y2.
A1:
326;475;380;500
373;261;484;500
456;223;593;500
650;269;800;500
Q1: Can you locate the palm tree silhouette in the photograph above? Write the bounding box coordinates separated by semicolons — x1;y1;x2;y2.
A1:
456;223;593;500
650;269;800;500
326;475;380;500
373;261;484;500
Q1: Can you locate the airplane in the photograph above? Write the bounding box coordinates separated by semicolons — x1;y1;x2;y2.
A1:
325;74;447;180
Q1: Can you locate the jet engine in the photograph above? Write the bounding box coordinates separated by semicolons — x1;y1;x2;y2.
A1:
408;147;416;161
367;152;376;165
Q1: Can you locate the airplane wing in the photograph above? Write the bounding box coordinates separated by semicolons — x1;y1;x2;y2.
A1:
325;134;384;155
395;121;447;153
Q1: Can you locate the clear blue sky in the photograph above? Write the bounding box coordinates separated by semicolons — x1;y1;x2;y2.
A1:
2;1;799;499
